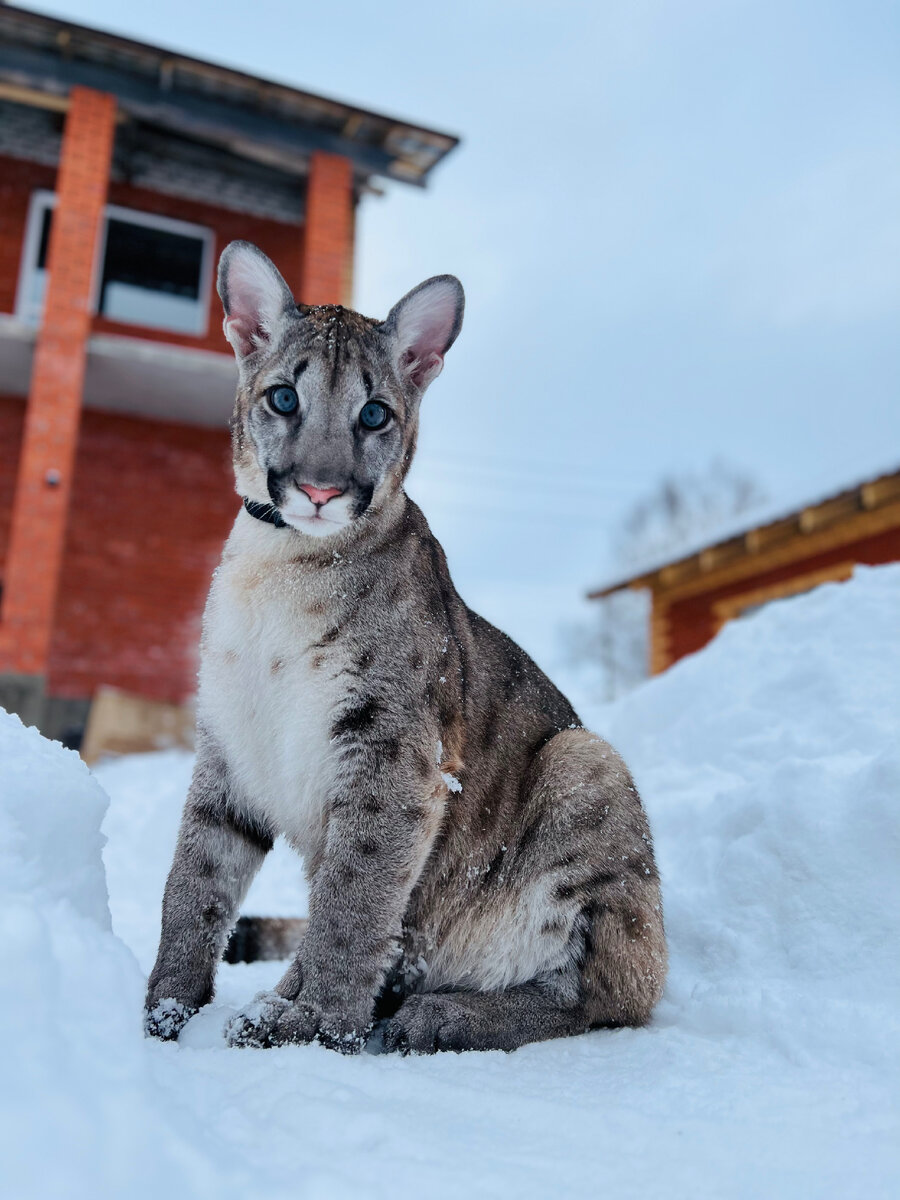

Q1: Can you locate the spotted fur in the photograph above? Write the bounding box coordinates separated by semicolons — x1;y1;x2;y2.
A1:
144;242;667;1053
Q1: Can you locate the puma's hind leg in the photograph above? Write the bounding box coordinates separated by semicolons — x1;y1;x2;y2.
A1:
382;982;581;1054
384;728;667;1053
381;895;665;1054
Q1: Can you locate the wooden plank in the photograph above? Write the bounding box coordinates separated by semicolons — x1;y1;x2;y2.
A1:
0;80;70;111
861;476;900;509
798;493;860;533
649;598;672;675
655;500;900;602
711;561;856;630
659;559;700;588
699;537;745;573
81;686;194;764
745;515;799;553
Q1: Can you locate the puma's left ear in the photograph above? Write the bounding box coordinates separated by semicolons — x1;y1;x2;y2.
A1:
217;240;295;361
385;275;464;391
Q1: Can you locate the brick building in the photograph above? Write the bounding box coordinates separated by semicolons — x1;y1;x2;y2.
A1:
588;466;900;674
0;5;457;743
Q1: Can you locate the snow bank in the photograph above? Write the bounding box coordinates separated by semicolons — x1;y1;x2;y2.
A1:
0;715;252;1200
2;565;899;1198
0;712;109;925
601;564;900;1066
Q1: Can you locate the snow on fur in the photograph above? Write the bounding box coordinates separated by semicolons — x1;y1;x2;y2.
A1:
2;565;899;1198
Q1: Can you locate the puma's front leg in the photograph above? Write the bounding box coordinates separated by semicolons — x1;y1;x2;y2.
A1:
145;742;272;1040
226;713;444;1053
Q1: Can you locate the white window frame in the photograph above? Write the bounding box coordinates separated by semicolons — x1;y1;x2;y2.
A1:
15;189;55;325
16;190;215;337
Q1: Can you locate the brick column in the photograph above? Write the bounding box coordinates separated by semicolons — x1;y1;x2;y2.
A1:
300;151;354;305
0;87;116;702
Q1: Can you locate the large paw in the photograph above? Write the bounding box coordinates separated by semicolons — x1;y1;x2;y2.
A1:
144;997;198;1042
314;1011;372;1056
224;990;303;1048
382;993;476;1055
224;991;370;1054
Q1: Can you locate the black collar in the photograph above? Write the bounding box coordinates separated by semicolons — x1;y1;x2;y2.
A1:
242;497;289;528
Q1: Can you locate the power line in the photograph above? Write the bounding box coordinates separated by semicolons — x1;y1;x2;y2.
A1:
416;442;628;481
411;456;629;499
406;488;614;528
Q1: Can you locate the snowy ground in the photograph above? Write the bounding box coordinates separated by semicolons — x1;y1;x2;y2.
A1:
3;567;900;1199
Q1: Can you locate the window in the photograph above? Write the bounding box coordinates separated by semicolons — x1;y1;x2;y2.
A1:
16;195;53;324
16;191;213;336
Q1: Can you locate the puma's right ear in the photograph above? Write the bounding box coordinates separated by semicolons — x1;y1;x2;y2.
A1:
217;241;295;361
385;275;465;392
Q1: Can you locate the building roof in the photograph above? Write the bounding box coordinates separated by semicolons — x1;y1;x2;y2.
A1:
0;4;459;186
588;463;900;599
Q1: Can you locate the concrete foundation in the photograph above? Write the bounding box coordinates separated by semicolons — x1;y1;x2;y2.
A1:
0;673;90;748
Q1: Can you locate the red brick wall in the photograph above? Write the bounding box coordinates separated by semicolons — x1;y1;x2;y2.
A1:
666;527;900;664
0;395;26;570
1;394;238;704
0;157;57;314
46;407;236;703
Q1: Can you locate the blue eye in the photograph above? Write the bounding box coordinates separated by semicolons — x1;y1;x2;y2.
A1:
359;400;390;430
269;385;299;415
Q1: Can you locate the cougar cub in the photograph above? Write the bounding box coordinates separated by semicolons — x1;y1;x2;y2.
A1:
144;242;666;1054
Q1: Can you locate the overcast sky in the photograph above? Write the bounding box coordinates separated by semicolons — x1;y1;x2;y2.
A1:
29;0;900;669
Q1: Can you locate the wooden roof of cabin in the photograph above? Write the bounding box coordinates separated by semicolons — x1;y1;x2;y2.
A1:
588;465;900;600
0;4;459;186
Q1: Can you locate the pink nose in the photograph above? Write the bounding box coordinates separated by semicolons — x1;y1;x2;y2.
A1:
298;484;343;507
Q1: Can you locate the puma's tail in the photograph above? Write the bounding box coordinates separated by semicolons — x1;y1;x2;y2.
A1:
223;916;308;964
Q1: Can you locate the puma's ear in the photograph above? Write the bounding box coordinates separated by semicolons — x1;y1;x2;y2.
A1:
385;275;464;391
217;241;295;361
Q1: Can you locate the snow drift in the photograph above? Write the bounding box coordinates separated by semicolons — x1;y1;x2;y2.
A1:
0;718;251;1199
2;565;899;1198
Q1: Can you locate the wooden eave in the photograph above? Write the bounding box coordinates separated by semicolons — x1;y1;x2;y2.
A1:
0;4;460;186
587;469;900;603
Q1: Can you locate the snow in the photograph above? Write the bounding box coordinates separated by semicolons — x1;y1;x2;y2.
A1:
3;565;900;1198
436;737;463;793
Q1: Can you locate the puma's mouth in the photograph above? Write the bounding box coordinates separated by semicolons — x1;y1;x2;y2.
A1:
277;485;354;537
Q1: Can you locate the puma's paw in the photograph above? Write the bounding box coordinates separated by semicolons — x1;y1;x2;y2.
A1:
224;991;370;1053
314;1011;371;1056
382;993;475;1055
143;997;198;1042
224;990;298;1048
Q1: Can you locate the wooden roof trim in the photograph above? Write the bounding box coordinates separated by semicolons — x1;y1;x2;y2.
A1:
710;561;856;630
587;468;900;601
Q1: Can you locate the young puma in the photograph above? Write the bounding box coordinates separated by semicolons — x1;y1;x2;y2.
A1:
144;242;667;1054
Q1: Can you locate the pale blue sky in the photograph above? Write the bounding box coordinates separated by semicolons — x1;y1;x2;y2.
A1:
28;0;900;669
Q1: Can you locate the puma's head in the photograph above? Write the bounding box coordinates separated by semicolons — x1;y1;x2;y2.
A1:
217;240;464;540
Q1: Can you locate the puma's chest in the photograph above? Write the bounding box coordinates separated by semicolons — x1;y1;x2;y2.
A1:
197;555;346;850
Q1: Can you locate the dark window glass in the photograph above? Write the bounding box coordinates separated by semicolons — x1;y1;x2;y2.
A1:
36;206;53;269
98;219;206;332
100;220;203;303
